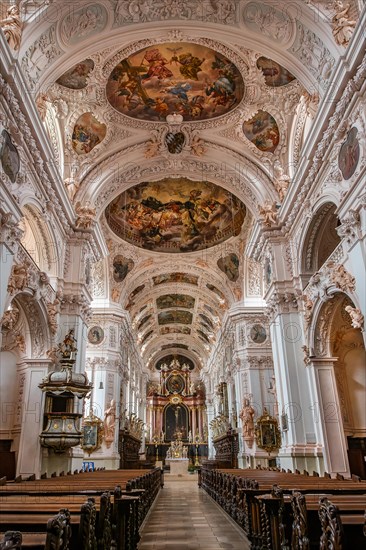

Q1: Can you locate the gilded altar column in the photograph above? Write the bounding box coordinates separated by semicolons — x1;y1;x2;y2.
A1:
198;405;203;440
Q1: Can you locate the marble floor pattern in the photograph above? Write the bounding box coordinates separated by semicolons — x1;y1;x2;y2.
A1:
138;475;251;549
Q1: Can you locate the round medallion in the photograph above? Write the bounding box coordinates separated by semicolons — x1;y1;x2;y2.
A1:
166;374;185;394
88;326;104;345
250;324;267;344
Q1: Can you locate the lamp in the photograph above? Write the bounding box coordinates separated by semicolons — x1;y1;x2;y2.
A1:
99;380;104;390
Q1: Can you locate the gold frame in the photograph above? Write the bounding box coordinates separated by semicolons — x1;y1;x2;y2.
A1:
255;407;281;454
81;412;104;455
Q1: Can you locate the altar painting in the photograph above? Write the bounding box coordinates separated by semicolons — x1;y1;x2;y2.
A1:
153;272;199;286
106;42;244;122
158;310;193;325
56;59;94;89
257;57;295;87
164;404;189;441
160;326;191;335
105;178;246;253
157;294;195;310
243;110;280;153
72;112;106;154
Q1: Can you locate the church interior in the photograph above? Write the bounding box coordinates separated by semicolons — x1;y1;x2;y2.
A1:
0;0;365;548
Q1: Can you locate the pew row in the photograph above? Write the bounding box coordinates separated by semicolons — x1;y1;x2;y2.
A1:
199;467;366;549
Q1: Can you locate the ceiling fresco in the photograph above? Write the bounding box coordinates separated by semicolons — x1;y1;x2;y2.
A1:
160;326;191;335
217;253;240;281
105;177;246;253
256;57;296;87
113;255;134;282
106;42;244;122
152;272;199;286
243;110;280;153
56;59;94;89
156;294;195;310
72;112;106;155
158;310;193;325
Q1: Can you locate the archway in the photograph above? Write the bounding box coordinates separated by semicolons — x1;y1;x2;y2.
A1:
311;293;366;477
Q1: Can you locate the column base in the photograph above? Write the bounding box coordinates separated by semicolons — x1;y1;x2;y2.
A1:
278;444;325;475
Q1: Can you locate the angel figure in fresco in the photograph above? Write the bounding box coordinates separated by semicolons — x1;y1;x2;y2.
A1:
141;48;174;80
178;52;205;80
0;4;22;50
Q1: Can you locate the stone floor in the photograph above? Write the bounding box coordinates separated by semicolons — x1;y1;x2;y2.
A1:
138;474;251;549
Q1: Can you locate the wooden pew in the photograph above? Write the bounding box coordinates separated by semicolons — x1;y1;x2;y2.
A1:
199;466;366;549
0;468;162;549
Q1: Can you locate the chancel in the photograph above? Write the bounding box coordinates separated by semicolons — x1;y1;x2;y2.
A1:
0;1;366;549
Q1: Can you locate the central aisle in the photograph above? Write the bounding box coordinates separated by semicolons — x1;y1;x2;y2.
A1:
139;474;250;549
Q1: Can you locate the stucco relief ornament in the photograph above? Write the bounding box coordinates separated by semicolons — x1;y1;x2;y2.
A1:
345;306;364;329
259;202;278;227
302;345;311;366
75;201;96;229
331;1;356;46
7;263;29;295
0;305;19;332
329;263;356;293
46;297;61;335
302;295;313;326
0;4;22;51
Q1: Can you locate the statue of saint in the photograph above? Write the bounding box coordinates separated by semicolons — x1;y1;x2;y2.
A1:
239;399;255;441
104;400;116;448
58;329;77;359
188;430;193;443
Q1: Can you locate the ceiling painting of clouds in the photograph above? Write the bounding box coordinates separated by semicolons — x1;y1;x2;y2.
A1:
256;57;296;87
243;110;279;153
157;294;195;310
105;177;246;253
106;42;244;122
158;310;193;325
56;59;94;89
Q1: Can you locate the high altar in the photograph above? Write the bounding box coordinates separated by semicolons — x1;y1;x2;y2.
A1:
145;355;208;463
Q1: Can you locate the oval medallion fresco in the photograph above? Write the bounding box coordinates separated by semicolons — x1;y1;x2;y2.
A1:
257;57;295;87
56;59;94;89
105;177;246;253
338;127;360;180
72;112;107;155
106;42;244;122
243;110;280;153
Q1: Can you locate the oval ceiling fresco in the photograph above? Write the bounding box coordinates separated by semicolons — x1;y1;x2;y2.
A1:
256;57;295;87
105;177;246;253
243;110;279;153
106;42;244;122
72;112;107;155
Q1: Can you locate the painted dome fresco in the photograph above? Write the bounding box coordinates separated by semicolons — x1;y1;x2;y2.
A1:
106;42;244;121
105;177;246;253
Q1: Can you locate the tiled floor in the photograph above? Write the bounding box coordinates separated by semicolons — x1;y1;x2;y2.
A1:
139;474;250;549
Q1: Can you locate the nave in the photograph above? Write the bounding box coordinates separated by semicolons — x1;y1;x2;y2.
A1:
139;476;250;550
